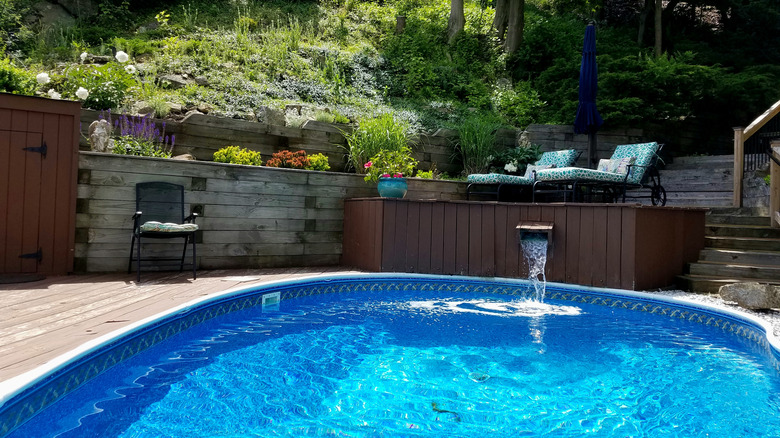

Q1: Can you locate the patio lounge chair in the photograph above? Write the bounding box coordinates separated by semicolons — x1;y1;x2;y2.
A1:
466;149;581;201
128;182;199;282
532;142;666;205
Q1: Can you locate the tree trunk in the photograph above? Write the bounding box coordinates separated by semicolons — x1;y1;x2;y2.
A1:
654;0;662;56
448;0;465;44
493;0;509;43
504;0;525;54
637;0;652;46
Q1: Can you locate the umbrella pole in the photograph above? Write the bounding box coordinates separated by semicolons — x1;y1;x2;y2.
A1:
588;131;597;169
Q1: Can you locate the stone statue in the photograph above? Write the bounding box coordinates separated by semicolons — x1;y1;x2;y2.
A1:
88;119;113;152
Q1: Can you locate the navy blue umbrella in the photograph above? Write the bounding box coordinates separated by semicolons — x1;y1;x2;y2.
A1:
574;22;603;168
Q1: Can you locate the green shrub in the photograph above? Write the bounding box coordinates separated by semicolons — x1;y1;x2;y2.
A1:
306;153;331;171
493;81;546;128
490;144;542;174
456;112;503;175
363;147;418;183
344;113;410;172
415;169;434;179
0;58;36;95
63;62;136;110
213;145;263;166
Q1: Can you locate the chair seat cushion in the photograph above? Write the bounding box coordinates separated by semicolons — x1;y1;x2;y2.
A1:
467;173;503;184
140;221;199;232
535;167;629;184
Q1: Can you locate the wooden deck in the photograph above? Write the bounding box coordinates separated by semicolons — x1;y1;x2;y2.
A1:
0;267;361;382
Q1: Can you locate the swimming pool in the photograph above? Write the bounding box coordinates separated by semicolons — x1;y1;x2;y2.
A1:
2;274;780;436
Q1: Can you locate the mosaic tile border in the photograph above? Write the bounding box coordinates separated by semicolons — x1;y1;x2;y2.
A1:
2;275;778;436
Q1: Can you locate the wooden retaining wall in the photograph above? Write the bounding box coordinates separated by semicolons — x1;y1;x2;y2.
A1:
342;199;706;290
76;152;467;273
79;110;650;176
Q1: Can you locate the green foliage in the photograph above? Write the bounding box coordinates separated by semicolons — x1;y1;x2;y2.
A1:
456;112;503;175
213;145;263;166
63;62;136;110
0;58;36;94
306;153;331;171
343;113;411;172
415;169;434;179
363;147;418;183
112;136;171;158
493;81;546;128
765;174;771;186
489;145;542;174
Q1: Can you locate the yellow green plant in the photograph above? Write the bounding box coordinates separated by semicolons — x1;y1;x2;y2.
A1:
213;145;263;166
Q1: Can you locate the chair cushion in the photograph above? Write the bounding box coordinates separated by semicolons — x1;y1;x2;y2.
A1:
535;167;629;184
523;164;554;178
609;142;658;184
140;221;199;232
467;173;503;184
496;174;534;185
536;149;579;168
597;157;635;174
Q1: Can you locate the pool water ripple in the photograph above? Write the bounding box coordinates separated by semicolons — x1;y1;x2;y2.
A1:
7;289;780;437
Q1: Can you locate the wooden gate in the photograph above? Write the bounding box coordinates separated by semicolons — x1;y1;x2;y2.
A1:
0;93;80;275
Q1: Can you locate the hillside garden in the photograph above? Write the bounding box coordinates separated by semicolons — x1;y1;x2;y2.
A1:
1;0;779;175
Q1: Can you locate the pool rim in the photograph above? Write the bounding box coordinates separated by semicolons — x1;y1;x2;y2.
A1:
2;272;779;432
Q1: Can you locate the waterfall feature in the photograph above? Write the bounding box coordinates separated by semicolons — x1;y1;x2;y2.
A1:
520;233;549;302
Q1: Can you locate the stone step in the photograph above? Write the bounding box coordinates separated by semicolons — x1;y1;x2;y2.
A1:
705;236;780;252
706;224;780;239
663;182;733;192
676;274;780;294
662;197;733;208
665;154;734;169
705;215;772;226
658;169;732;182
688;261;780;280
698;248;780;265
707;207;770;216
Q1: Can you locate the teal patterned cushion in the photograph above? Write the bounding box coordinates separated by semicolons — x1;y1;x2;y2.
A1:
535;167;629;184
536;149;579;168
610;142;658;184
496;174;534;185
467;173;503;184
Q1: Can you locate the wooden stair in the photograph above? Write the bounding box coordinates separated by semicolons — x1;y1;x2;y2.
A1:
658;155;734;207
677;208;780;293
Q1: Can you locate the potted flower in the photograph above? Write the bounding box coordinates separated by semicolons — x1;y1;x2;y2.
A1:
363;146;418;198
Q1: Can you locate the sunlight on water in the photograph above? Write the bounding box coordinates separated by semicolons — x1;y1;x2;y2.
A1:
406;299;581;318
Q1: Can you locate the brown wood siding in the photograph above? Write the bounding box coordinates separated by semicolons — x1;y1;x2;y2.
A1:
343;199;706;291
0;94;80;275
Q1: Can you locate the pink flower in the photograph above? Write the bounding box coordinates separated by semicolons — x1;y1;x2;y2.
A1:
393;173;403;178
364;161;372;169
381;173;391;178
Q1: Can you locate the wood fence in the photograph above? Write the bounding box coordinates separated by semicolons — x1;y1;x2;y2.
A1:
76;152;466;273
342;199;706;290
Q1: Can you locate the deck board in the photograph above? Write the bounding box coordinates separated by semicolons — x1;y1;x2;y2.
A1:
0;267;361;382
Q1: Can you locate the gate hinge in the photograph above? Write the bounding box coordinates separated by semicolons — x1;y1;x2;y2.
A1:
19;248;43;263
23;141;47;158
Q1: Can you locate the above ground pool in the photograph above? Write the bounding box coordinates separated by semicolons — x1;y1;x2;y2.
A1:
2;274;780;437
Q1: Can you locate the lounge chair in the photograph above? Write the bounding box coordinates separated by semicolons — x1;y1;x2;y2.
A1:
466;149;581;201
532;142;666;205
128;182;199;282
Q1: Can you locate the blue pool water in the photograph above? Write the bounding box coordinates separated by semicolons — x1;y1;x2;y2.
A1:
6;282;780;437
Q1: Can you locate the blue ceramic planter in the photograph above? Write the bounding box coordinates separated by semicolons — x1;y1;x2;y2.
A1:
377;177;408;198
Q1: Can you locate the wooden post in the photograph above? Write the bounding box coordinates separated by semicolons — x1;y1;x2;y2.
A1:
771;141;780;228
733;127;744;207
395;15;406;34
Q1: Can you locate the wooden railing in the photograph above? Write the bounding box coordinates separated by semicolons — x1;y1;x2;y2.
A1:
733;100;780;223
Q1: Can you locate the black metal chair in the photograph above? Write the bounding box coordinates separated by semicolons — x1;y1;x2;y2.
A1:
128;182;198;282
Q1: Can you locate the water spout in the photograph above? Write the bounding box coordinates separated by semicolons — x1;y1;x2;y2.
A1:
516;222;553;302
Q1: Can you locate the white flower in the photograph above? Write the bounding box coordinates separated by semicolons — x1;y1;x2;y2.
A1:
504;162;518;173
47;89;61;100
115;51;129;63
80;52;88;62
36;72;50;85
125;64;137;74
75;87;89;100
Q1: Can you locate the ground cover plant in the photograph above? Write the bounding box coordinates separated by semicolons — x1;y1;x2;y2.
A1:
1;0;778;159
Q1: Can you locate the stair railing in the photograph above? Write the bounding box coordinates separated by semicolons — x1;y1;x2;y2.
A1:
733;99;780;211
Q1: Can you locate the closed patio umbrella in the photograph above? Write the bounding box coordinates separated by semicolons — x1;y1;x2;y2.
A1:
574;21;604;169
